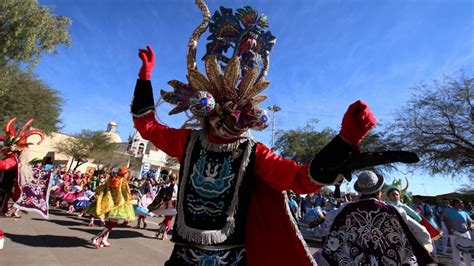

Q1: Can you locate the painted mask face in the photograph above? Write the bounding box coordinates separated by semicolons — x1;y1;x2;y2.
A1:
0;141;21;155
208;115;244;140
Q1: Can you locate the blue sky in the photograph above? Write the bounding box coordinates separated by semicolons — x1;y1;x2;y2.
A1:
35;0;473;195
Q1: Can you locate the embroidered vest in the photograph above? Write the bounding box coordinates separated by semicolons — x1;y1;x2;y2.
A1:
173;130;256;245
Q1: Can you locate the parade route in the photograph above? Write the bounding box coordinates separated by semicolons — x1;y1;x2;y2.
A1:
0;209;174;265
0;209;468;265
0;209;322;265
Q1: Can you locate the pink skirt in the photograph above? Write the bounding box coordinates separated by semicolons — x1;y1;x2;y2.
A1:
61;192;82;202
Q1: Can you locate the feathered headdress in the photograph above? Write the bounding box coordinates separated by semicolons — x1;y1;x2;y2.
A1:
160;0;276;134
0;118;45;155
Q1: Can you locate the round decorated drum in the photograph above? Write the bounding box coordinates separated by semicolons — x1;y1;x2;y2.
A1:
454;236;474;254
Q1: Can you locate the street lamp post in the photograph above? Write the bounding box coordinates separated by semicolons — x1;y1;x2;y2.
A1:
268;104;282;149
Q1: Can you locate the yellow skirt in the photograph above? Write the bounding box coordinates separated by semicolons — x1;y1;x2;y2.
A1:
105;203;136;221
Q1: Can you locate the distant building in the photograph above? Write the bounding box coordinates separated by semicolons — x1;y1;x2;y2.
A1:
127;130;148;158
26;120;126;174
127;130;179;180
104;120;122;143
17;120;179;178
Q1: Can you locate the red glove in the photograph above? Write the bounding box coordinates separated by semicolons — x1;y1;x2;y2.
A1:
339;100;377;145
138;45;155;80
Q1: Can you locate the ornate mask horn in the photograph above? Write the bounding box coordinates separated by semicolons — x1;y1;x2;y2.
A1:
401;176;409;194
1;118;45;154
160;0;276;136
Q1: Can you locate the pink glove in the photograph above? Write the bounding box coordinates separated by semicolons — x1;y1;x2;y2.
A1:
138;45;155;80
339;100;377;145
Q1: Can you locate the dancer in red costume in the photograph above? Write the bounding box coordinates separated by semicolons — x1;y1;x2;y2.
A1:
0;118;44;215
131;1;418;264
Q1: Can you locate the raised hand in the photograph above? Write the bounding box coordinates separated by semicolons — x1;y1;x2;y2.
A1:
138;45;155;80
339;100;377;145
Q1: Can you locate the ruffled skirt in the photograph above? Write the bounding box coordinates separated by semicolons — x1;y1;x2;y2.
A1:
134;206;155;217
105;204;136;221
73;196;91;208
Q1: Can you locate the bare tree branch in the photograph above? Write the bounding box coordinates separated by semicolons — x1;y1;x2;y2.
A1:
387;71;474;179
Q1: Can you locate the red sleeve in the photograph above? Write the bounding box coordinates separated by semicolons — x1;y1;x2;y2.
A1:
0;156;17;171
133;112;191;163
253;142;322;194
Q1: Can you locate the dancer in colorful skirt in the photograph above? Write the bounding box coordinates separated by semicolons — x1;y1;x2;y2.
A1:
133;187;155;229
63;184;83;213
74;187;94;215
0;118;44;216
9;158;54;218
50;173;66;209
89;166;135;248
155;173;178;240
83;191;103;227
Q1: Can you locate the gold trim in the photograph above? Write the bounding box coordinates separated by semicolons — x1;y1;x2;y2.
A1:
223;56;240;90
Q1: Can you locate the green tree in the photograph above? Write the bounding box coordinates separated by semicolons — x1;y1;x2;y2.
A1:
89;148;124;171
0;64;63;133
274;120;336;163
55;130;117;173
273;120;397;174
0;0;71;67
0;0;71;132
90;148;143;172
387;72;474;179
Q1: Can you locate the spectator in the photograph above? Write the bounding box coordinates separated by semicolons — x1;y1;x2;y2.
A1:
466;201;474;241
443;198;472;266
420;198;438;229
300;194;311;216
436;198;451;254
412;196;424;214
313;191;325;207
464;201;474;219
288;193;299;220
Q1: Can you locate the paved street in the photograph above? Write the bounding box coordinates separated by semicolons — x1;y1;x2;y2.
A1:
0;209;322;265
1;209;469;265
0;209;174;265
0;209;326;266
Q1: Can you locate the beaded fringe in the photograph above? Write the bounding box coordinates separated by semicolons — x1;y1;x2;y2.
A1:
283;191;318;266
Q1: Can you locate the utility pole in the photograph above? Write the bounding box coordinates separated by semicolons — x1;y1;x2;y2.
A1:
268;104;282;149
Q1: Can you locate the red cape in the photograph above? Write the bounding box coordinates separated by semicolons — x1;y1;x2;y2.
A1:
246;180;316;266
